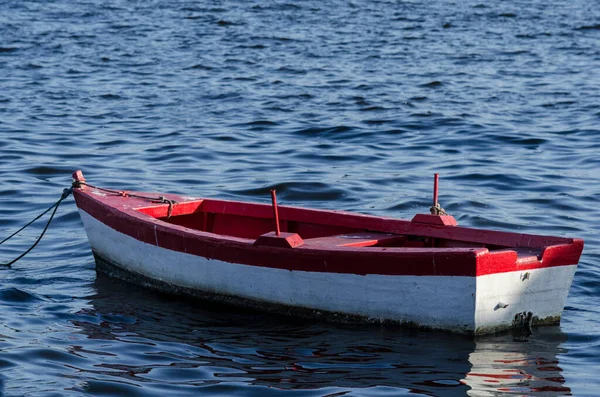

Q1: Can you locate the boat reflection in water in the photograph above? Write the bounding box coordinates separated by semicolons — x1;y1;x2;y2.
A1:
71;273;570;396
464;328;569;396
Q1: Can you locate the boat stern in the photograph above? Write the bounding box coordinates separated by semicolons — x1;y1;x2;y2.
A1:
473;240;583;334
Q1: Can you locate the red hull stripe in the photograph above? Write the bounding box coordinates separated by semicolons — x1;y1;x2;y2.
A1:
73;188;583;277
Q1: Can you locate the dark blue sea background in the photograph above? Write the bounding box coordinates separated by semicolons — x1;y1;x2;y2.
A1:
1;0;599;395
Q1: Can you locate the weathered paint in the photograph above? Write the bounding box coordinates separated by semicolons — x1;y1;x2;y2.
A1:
474;265;577;334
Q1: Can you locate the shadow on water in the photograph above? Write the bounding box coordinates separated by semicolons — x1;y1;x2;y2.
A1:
68;273;571;396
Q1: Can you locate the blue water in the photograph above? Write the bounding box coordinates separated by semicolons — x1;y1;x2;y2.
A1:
1;0;599;395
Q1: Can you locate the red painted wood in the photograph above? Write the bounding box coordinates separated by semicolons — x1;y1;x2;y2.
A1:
411;214;458;226
212;213;273;239
433;173;439;206
270;190;281;236
72;170;85;183
72;179;584;278
303;232;407;248
254;232;304;248
137;200;203;218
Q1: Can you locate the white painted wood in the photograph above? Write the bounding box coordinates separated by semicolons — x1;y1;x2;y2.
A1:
79;210;476;333
475;265;577;333
79;209;576;334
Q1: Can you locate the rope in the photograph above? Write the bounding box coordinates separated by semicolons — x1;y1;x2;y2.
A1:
156;196;176;218
75;181;177;218
430;203;448;216
1;181;176;268
0;187;73;267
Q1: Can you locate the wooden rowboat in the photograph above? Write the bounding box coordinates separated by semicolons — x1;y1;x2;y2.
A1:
72;171;583;335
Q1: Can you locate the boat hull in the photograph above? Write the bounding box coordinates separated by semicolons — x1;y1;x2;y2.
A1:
78;209;577;334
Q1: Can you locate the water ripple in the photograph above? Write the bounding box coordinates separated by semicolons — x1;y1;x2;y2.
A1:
1;0;599;394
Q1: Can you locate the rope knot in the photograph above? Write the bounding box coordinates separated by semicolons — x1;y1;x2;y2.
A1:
61;187;73;200
430;203;448;216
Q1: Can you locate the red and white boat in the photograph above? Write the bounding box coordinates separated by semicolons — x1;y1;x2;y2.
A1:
72;171;583;335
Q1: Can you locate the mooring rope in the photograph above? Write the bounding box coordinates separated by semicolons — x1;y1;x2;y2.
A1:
1;180;177;268
0;187;73;267
74;181;177;217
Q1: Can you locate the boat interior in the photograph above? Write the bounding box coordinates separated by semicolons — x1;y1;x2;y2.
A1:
134;198;545;254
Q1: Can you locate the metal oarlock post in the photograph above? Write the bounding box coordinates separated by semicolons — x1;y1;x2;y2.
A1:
270;189;281;236
433;173;439;207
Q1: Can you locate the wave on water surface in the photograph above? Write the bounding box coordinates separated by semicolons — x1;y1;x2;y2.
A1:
1;0;599;395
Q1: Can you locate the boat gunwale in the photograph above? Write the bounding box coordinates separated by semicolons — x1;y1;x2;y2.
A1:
73;185;584;277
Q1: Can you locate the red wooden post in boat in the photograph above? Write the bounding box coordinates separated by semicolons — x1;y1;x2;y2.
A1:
433;173;439;208
255;189;304;248
270;189;281;236
412;173;457;226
